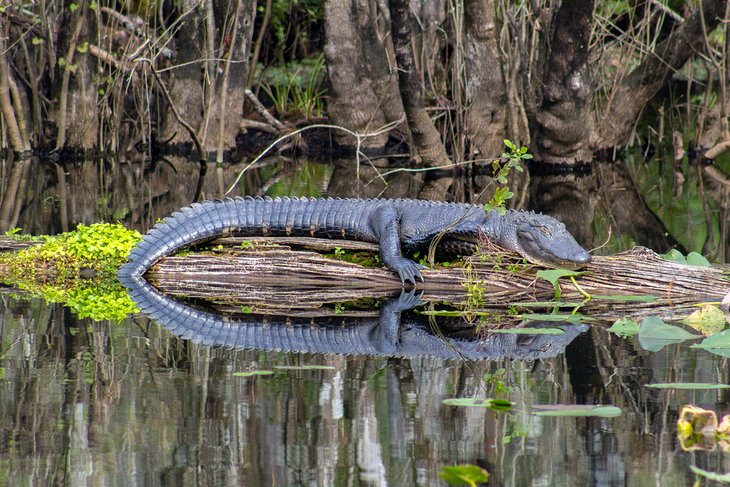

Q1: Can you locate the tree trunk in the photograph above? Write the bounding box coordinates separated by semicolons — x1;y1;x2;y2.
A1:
0;28;26;155
533;0;595;164
352;0;404;125
52;0;99;151
209;0;256;159
593;0;728;150
323;0;391;148
388;0;452;200
161;1;254;155
160;2;205;146
463;0;507;160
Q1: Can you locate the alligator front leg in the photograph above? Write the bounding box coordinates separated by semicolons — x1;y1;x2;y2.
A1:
369;206;425;285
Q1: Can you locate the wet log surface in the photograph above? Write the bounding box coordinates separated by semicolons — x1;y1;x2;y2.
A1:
0;238;40;252
148;237;730;322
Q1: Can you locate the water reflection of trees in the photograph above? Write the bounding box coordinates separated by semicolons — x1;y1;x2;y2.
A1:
0;298;727;484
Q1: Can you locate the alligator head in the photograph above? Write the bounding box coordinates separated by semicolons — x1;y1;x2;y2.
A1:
489;211;592;269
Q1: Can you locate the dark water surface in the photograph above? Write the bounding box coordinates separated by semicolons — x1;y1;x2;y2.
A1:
1;297;730;486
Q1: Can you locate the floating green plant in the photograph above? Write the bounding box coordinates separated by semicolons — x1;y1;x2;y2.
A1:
439;464;490;487
531;404;622;418
0;223;142;321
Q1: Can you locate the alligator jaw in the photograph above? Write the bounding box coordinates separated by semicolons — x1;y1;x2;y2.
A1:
485;212;593;270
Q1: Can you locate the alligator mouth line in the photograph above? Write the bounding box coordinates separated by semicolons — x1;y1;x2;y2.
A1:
524;253;592;270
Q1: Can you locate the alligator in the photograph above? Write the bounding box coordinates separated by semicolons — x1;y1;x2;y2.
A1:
126;276;587;359
118;197;591;286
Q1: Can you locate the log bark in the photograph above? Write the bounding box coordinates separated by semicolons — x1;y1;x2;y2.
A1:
146;240;730;321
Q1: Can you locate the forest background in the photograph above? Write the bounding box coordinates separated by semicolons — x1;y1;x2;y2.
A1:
0;0;729;260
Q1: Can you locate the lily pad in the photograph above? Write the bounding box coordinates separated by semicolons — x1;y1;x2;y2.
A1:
646;383;730;390
683;305;726;336
607;318;640;337
531;404;622;418
232;370;274;377
488;328;565;335
637;316;700;351
442;398;513;411
439;464;490;487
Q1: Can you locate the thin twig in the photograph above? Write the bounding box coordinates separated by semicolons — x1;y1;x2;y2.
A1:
245;88;286;131
224;119;404;196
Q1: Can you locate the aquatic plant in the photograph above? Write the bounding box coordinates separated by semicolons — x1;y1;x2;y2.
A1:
0;223;142;321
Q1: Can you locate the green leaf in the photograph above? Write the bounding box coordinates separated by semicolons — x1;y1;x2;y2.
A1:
273;365;337;371
645;383;730;390
691;329;730;350
637;316;700;351
521;313;590;324
536;269;585;299
232;371;274;377
593;294;656;302
510;301;585;307
638;316;700;340
503;139;516;151
683;305;726;336
440;464;490;487
690;465;730;482
662;249;687;264
69;2;79;12
442;398;514;411
607;318;640;337
537;269;583;285
488;328;565;335
531;405;622;417
686;252;711;267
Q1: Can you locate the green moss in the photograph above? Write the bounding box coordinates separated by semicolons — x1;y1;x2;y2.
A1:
322;248;381;267
0;223;142;321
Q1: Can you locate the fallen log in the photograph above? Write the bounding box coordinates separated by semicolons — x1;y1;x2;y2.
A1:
148;238;730;322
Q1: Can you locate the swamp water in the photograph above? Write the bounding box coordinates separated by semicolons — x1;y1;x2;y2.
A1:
1;297;730;486
0;156;729;486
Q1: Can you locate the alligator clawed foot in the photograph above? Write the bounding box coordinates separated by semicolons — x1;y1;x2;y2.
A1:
391;288;426;312
394;259;427;286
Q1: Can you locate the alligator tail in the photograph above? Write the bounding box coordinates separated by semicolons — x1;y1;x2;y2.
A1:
117;196;375;288
118;198;246;289
124;273;384;354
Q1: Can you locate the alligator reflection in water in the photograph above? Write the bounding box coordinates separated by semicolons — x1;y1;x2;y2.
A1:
126;276;587;359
